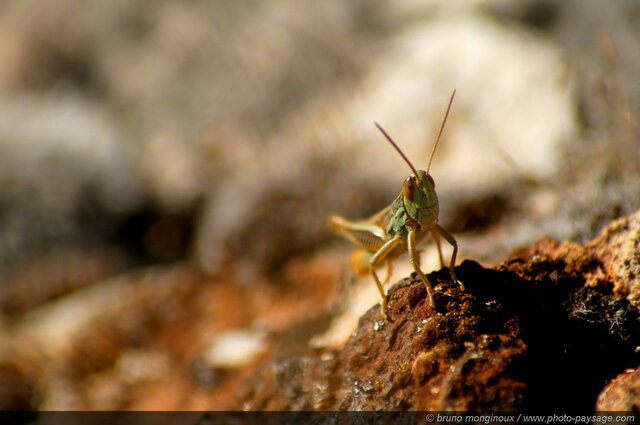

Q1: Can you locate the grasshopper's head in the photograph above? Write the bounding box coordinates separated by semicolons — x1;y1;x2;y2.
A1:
401;170;438;223
402;170;434;200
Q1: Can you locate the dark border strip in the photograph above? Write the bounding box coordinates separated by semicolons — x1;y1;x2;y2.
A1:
1;411;637;425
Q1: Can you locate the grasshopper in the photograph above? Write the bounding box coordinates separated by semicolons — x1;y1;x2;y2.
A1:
328;90;463;319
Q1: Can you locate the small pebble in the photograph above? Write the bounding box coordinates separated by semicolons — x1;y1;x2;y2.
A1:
320;352;334;362
203;330;266;369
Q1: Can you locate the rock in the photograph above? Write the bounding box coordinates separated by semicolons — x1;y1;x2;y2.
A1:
0;362;35;410
596;367;640;411
236;263;533;410
509;210;640;310
230;210;640;411
0;93;141;268
202;330;267;370
590;212;640;306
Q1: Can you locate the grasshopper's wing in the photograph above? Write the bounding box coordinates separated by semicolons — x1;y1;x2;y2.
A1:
364;205;392;229
328;211;388;253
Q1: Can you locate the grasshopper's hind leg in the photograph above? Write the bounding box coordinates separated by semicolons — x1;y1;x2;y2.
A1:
407;226;436;308
350;250;393;286
384;260;393;285
370;236;401;319
433;224;464;291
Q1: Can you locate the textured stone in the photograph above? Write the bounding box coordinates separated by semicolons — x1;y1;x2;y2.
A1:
596;367;640;411
231;211;640;411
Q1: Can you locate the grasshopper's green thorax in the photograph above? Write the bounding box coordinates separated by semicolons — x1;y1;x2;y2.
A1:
386;170;438;237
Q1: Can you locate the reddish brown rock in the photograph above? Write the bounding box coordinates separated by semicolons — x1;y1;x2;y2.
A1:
507;211;640;308
230;212;640;411
236;266;529;411
596;367;640;411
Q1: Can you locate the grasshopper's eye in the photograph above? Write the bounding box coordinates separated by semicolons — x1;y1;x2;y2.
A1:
402;176;415;200
427;174;435;188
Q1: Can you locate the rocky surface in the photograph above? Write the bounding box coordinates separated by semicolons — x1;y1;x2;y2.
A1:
597;368;640;411
231;212;640;411
236;264;528;411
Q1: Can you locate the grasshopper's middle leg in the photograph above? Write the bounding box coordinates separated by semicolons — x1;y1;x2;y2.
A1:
408;226;436;308
431;228;445;269
369;235;401;319
433;224;464;290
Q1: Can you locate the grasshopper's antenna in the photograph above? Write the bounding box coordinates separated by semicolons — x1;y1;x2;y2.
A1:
427;89;456;175
375;122;421;180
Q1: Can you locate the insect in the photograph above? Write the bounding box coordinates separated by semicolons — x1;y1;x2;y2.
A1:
328;90;463;319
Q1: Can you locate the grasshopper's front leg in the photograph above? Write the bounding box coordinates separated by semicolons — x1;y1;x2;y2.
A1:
369;235;402;319
407;225;436;307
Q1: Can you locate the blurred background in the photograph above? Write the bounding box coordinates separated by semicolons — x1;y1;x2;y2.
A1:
0;0;638;410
